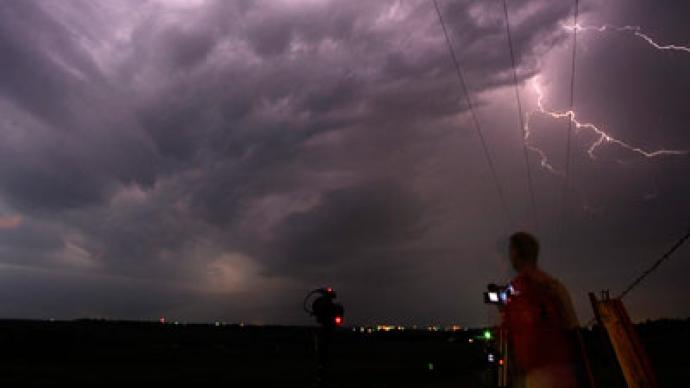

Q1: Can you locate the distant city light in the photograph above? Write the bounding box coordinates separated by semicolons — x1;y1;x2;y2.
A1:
352;324;474;332
483;330;492;340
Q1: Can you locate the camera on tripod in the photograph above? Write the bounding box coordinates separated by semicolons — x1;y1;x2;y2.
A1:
304;287;345;328
483;283;514;305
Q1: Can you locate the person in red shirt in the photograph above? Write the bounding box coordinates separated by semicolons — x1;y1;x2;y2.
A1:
501;232;581;388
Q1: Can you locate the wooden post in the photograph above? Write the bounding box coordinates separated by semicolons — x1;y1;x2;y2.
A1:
589;292;657;388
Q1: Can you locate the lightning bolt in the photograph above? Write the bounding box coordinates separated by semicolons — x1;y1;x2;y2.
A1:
522;24;690;173
523;80;562;175
524;79;688;173
563;23;690;53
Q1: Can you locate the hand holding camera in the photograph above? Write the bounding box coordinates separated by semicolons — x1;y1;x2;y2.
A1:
483;283;514;306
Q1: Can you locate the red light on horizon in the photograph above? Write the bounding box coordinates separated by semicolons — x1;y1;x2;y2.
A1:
498;359;504;366
334;316;343;326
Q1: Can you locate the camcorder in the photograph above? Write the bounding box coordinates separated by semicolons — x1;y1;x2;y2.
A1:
483;283;514;305
304;287;345;328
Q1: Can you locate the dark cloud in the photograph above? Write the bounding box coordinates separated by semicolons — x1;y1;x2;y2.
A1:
0;0;687;325
261;180;428;279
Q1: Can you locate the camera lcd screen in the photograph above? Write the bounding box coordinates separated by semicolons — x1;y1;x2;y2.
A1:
488;292;499;303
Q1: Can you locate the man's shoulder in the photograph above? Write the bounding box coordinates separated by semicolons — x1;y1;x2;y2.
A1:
516;268;561;287
518;270;573;301
544;272;566;288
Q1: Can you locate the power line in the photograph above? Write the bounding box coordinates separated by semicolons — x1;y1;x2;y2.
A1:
432;0;513;227
559;0;579;247
501;0;538;230
619;230;690;299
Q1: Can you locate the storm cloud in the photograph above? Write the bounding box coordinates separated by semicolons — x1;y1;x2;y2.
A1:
0;0;688;325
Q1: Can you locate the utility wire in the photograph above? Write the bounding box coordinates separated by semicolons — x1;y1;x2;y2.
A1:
432;0;513;227
559;0;579;248
501;0;538;230
619;230;690;299
582;229;690;328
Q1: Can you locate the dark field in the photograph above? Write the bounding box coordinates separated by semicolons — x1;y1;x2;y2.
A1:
0;319;686;387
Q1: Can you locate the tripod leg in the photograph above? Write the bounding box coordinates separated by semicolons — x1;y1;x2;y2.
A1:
314;328;332;388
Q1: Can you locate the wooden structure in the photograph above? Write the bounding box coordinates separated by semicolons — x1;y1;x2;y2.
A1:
589;291;658;388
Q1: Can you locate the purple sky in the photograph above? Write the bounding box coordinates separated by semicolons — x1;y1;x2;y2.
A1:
0;0;688;326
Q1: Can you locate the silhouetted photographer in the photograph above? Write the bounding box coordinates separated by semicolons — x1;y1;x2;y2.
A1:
499;232;582;388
